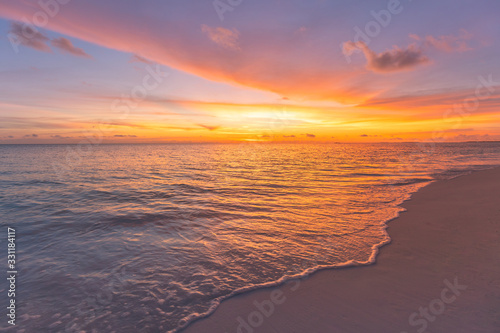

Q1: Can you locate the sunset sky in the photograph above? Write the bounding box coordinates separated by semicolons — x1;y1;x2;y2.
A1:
1;0;500;143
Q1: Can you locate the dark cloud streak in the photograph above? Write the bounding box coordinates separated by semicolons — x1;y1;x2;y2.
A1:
130;54;155;64
8;22;51;52
51;37;92;58
344;41;430;73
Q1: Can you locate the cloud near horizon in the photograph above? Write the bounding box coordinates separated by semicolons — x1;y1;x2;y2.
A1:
197;124;221;131
51;135;73;139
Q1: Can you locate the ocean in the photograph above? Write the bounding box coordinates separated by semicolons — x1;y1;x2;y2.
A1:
1;142;499;332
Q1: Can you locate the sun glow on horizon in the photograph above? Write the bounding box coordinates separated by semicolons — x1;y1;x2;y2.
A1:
1;1;500;143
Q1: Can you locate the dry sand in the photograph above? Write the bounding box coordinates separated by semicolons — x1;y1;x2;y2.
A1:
182;167;500;333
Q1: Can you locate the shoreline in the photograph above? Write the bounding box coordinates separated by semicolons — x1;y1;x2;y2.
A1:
182;167;500;333
175;177;429;332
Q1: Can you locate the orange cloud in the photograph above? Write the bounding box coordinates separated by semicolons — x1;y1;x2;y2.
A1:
197;124;221;131
360;85;500;115
0;2;387;105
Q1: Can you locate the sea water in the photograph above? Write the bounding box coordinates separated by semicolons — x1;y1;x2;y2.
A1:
0;142;499;332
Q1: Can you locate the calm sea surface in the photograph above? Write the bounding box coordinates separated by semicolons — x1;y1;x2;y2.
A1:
1;143;499;332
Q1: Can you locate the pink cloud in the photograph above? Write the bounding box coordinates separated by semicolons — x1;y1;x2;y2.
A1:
0;1;457;105
411;30;473;53
201;25;240;51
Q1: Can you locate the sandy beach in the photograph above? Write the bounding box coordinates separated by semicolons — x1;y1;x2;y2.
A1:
183;167;500;333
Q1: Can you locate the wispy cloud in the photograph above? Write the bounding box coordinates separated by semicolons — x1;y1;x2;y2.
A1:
451;134;492;141
130;54;155;64
8;21;92;58
51;135;73;139
361;86;500;112
51;37;92;58
197;124;220;131
8;22;50;52
201;25;240;51
411;30;473;53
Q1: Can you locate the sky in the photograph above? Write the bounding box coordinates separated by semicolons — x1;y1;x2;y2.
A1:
1;0;500;143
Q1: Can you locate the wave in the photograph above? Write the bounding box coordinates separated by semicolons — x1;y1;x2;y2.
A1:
180;166;500;333
178;166;499;332
176;179;431;333
431;164;497;180
3;143;500;333
384;178;433;187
